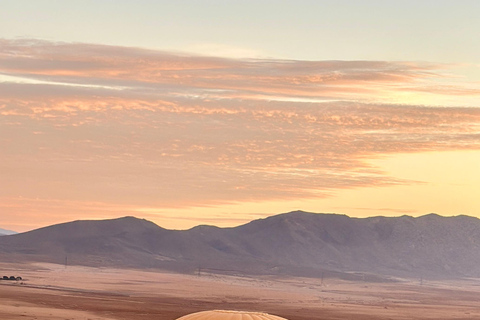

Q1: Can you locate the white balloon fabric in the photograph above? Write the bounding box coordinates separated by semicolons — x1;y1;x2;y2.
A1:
176;310;289;320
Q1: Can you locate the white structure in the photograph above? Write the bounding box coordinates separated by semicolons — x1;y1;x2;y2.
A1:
176;310;289;320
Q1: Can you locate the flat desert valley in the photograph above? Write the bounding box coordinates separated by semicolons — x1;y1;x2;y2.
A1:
1;263;480;320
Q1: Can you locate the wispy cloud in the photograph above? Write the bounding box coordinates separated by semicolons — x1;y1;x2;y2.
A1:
1;39;465;103
1;39;480;230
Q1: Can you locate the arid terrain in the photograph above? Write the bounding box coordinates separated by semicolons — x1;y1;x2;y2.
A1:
1;262;480;320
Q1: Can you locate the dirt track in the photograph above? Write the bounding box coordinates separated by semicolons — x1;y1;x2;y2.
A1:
1;263;480;320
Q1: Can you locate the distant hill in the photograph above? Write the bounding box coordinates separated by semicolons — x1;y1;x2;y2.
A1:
1;212;480;279
0;228;17;236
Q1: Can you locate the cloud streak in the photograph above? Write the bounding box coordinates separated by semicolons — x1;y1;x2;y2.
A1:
1;39;467;103
1;39;480;230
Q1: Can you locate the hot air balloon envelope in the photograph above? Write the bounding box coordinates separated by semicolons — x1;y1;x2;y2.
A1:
176;310;289;320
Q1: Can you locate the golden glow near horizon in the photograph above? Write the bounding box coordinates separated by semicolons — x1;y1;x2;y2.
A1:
1;2;480;232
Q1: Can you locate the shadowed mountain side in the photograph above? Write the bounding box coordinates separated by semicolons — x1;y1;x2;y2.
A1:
2;212;480;279
0;217;170;268
232;212;480;278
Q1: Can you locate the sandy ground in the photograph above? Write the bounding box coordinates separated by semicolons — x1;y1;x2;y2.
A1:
1;263;480;320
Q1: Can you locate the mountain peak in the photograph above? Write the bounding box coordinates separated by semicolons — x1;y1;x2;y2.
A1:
418;213;442;219
15;215;163;242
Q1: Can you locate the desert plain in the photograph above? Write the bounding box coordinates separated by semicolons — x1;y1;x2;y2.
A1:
1;262;480;320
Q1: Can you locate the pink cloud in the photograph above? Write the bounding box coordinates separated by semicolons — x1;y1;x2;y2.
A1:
1;39;480;229
0;39;458;103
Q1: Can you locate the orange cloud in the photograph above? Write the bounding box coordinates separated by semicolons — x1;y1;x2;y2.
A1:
1;39;480;230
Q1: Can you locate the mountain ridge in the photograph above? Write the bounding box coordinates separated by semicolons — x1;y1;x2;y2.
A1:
1;212;480;279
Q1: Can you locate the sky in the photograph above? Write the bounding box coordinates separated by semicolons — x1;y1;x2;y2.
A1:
1;1;480;232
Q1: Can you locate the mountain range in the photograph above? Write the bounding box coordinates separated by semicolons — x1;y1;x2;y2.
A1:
1;211;480;279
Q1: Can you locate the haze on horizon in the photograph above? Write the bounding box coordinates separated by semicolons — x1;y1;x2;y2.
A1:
1;1;480;232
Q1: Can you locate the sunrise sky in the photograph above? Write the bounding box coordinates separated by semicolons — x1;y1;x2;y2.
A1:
1;1;480;232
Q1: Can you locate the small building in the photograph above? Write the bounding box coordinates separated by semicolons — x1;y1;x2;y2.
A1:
1;275;22;281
